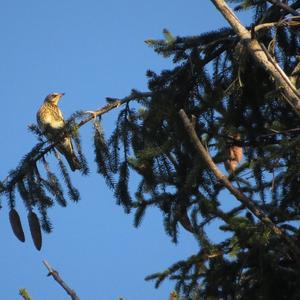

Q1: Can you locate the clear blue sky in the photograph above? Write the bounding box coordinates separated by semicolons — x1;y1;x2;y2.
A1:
0;1;249;299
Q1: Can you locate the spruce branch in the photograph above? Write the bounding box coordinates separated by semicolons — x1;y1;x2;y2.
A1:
210;0;300;115
43;260;80;300
0;91;151;245
179;109;300;259
267;0;300;16
0;91;151;195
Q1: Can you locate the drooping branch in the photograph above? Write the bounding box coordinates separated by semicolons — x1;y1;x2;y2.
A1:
179;109;300;259
0;91;152;194
43;260;80;300
210;0;300;115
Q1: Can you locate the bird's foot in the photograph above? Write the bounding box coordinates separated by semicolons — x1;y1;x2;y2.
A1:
84;110;97;119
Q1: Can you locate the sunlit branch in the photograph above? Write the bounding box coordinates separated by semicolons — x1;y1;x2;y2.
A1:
210;0;300;115
19;288;32;300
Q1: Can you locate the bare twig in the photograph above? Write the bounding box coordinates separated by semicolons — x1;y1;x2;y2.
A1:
19;288;32;300
259;42;300;100
210;0;300;115
254;18;300;31
77;91;151;128
43;260;80;300
179;109;300;259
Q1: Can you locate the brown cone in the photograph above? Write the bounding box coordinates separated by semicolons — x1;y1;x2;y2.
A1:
9;209;25;242
28;211;42;251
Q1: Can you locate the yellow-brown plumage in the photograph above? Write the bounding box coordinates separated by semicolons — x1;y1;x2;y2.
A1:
37;93;81;171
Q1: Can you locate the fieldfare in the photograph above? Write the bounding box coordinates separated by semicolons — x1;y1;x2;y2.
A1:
37;93;81;171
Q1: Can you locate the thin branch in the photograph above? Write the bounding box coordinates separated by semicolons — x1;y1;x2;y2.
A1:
19;289;32;300
79;91;151;128
210;0;300;115
255;21;279;31
43;260;80;300
219;126;300;147
179;209;195;233
254;18;300;31
259;42;300;100
179;109;300;259
267;0;300;16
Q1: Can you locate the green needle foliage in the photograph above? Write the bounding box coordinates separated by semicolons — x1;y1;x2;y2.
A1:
2;0;300;298
1;112;88;249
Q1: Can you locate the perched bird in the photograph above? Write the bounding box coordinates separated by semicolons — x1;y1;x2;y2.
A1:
37;93;81;171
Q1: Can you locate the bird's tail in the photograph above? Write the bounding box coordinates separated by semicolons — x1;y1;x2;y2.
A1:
56;138;82;172
64;153;81;172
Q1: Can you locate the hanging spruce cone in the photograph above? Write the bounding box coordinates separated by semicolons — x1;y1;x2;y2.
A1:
9;209;25;242
28;211;42;251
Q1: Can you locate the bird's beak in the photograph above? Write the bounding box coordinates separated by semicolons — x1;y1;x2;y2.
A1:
59;93;65;97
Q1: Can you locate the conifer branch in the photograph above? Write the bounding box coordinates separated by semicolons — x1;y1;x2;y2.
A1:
78;91;152;128
179;109;300;259
0;91;151;195
210;0;300;116
43;260;80;300
267;0;300;16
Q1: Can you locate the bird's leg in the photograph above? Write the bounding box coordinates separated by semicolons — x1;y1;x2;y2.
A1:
84;110;97;119
84;111;99;124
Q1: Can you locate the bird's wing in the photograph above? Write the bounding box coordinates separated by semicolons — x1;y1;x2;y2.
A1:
37;103;65;132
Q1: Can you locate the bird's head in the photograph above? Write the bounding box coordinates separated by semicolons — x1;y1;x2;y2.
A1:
44;92;65;105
